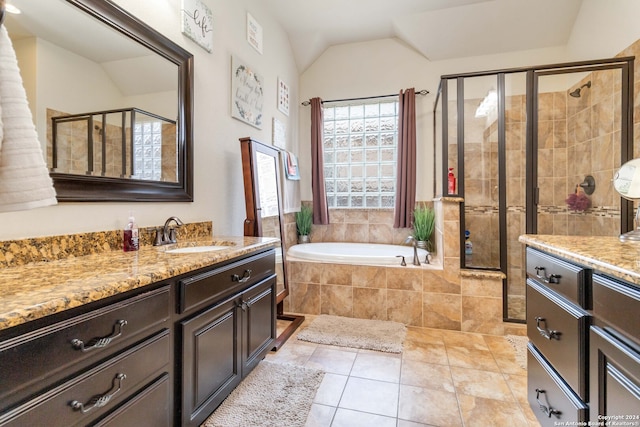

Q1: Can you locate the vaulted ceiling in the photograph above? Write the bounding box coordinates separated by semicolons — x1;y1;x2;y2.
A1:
263;0;584;71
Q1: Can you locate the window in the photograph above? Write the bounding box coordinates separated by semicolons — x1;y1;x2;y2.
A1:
323;101;398;208
132;120;163;180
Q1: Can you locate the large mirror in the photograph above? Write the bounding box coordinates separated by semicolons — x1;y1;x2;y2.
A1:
240;137;304;350
4;0;193;201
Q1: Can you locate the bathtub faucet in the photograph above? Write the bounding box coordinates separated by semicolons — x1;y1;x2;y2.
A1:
403;236;421;266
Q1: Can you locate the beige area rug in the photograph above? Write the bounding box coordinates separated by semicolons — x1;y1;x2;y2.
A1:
505;335;528;370
296;315;407;353
201;361;324;427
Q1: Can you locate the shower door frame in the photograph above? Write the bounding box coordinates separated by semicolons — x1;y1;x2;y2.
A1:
438;56;635;322
527;59;635;235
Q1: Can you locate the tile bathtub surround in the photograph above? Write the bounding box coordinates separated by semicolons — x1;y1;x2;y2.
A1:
286;259;518;335
0;221;213;267
268;317;537;427
287;204;420;247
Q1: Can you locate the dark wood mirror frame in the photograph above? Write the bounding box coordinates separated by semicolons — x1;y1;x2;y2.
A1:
240;137;304;350
51;0;193;202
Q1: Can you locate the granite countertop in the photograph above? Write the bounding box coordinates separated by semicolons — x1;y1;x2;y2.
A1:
519;234;640;286
0;236;278;332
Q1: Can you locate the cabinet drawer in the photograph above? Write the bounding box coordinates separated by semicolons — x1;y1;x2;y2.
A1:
592;274;640;343
527;343;588;426
589;326;640;425
178;249;275;313
527;279;590;399
526;247;590;307
0;330;171;427
91;373;171;427
0;285;170;409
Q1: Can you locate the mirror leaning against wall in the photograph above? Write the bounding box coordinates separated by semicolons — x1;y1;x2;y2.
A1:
4;0;194;201
240;137;304;350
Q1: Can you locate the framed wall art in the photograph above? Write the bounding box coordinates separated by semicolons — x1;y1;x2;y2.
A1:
277;77;290;116
181;0;214;52
231;56;264;129
247;12;263;54
272;117;286;148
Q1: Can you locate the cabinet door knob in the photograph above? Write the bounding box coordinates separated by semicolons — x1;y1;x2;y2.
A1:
71;319;127;352
70;373;126;414
534;317;561;340
535;388;562;418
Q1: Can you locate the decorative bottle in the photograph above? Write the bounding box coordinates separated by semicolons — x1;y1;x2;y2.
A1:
448;168;456;194
123;215;139;252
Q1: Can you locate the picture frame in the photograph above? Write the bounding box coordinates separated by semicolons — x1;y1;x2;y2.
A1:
272;117;286;148
277;77;290;116
181;0;214;53
231;55;264;129
247;12;263;54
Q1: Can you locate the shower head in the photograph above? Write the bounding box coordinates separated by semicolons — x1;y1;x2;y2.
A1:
569;81;592;98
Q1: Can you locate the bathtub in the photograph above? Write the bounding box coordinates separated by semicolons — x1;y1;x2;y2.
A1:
286;242;432;266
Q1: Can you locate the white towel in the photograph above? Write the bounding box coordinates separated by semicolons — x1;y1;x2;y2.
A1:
0;26;57;212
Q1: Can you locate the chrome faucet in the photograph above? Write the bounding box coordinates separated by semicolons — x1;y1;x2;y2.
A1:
403;236;421;266
154;216;184;246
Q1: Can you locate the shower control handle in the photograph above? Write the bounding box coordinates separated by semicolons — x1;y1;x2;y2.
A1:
534;266;561;284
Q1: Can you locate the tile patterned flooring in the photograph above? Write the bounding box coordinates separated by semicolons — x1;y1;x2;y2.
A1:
265;318;541;427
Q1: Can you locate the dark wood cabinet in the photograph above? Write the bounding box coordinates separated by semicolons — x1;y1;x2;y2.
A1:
525;247;640;426
589;274;640;424
0;247;277;427
178;250;276;427
0;286;172;427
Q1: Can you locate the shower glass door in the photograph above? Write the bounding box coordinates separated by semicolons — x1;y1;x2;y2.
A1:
438;56;633;323
533;65;630;239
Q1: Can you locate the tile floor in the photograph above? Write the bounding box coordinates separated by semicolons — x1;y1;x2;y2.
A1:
265;318;542;427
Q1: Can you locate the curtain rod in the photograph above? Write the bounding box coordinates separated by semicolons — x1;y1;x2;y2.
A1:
301;89;429;106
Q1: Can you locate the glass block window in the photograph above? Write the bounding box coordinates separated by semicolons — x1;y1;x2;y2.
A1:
132;120;162;181
323;101;398;208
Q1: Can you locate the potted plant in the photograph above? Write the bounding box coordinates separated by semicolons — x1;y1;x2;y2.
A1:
413;203;435;251
295;205;313;244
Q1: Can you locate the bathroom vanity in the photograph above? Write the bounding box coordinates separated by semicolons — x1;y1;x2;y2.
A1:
0;237;277;427
520;235;640;427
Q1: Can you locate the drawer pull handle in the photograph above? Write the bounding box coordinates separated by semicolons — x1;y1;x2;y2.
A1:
535;388;562;418
70;373;126;414
71;319;127;352
535;317;561;340
232;269;252;283
534;266;561;284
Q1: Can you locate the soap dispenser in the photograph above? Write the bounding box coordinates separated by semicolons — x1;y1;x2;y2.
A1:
123;214;139;252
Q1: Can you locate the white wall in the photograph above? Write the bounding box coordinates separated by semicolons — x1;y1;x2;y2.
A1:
298;39;568;201
298;0;640;202
0;0;299;240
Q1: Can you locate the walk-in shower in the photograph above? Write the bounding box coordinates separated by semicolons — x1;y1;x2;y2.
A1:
434;56;635;322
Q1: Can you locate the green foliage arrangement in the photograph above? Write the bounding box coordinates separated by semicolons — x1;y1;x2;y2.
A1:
413;203;435;246
295;205;313;236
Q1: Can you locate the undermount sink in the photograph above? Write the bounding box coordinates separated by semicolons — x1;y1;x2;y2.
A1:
164;245;230;254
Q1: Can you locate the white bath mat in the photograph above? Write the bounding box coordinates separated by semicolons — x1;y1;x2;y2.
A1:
297;315;407;353
201;361;324;427
505;334;528;370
